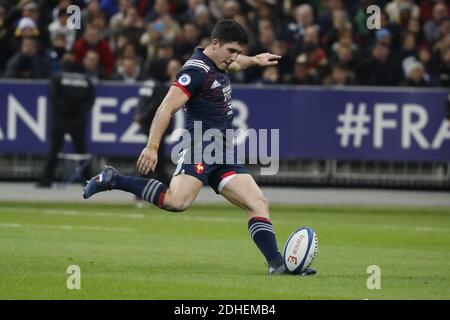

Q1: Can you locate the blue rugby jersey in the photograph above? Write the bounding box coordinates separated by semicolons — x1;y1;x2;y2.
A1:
173;48;233;134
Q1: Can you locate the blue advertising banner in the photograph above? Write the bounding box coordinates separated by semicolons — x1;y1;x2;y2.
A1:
0;80;449;161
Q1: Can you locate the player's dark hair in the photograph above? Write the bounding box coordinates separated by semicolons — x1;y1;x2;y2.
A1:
210;19;248;45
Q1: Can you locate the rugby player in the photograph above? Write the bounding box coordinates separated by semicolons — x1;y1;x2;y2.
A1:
83;19;315;276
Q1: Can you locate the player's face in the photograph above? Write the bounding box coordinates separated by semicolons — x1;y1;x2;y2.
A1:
216;41;243;70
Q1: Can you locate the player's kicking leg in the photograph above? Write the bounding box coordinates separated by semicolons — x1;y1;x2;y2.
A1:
83;165;203;212
219;173;316;276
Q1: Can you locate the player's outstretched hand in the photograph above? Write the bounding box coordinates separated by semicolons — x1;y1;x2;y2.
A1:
255;53;282;67
137;147;158;175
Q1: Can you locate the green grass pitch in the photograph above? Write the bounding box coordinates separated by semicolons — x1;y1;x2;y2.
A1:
0;201;449;299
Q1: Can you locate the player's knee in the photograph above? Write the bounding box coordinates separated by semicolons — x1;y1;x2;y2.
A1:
248;195;269;215
165;197;191;212
173;202;190;212
259;196;269;212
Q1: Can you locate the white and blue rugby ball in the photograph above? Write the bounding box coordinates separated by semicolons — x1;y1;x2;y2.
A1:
283;227;318;274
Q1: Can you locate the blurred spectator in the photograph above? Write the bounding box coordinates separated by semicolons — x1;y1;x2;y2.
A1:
140;16;180;65
50;0;72;22
233;13;256;49
81;0;104;27
210;0;241;20
166;58;182;82
37;53;95;188
116;42;142;68
48;8;77;51
90;10;110;41
407;18;422;43
246;18;281;82
145;0;169;23
284;55;317;85
179;0;206;24
401;60;431;87
146;40;175;81
4;36;48;79
316;0;345;38
353;0;372;37
175;22;200;62
331;44;359;72
113;30;133;55
423;2;448;45
162;15;182;43
257;65;281;84
254;19;285;57
116;6;145;46
14;16;39;38
100;0;119;18
112;56;144;83
15;1;50;48
399;31;417;60
140;23;162;64
291;25;329;83
248;0;280;34
322;9;352;49
377;10;402;52
82;49;108;84
331;29;359;58
431;17;450;64
323;63;355;86
416;45;435;83
435;46;450;87
375;28;393;49
286;4;315;42
385;0;420;26
358;43;403;86
194;4;214;39
0;2;13;74
72;23;115;77
109;0;134;38
46;31;67;75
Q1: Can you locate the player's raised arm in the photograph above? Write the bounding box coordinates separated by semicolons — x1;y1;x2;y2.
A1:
227;52;282;73
137;86;189;175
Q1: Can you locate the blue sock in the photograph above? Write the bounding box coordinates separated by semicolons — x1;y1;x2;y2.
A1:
248;217;283;267
114;175;167;207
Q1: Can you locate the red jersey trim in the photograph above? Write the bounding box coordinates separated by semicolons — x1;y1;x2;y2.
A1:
173;82;192;98
220;171;237;180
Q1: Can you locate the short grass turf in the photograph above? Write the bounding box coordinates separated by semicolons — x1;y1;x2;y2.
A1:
0;201;449;299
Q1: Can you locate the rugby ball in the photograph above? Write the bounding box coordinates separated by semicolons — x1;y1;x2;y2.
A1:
283;227;318;274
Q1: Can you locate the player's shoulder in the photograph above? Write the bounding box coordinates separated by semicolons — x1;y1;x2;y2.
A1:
180;48;213;74
177;59;210;87
181;58;211;74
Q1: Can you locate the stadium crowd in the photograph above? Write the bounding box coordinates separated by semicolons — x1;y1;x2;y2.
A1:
0;0;449;87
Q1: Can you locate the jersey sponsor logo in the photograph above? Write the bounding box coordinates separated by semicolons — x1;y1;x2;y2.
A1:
178;74;192;86
211;79;221;89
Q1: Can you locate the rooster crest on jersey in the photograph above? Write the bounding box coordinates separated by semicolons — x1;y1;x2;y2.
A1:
283;227;318;274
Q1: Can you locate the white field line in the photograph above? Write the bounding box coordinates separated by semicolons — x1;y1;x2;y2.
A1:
3;207;448;232
152;214;244;223
334;222;450;233
380;224;450;233
0;206;243;223
0;222;135;233
0;206;144;219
